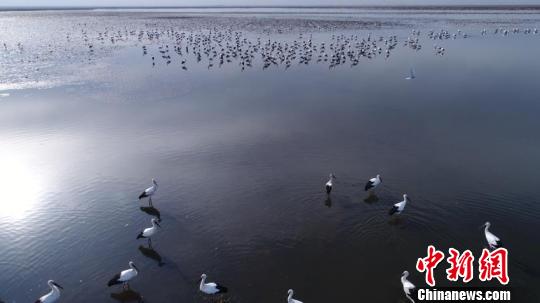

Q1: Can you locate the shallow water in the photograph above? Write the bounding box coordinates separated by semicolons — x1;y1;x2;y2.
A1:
0;7;540;303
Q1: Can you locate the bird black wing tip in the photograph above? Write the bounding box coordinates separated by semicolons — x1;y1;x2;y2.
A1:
107;273;122;287
365;181;374;191
389;206;398;215
216;284;228;293
107;280;121;287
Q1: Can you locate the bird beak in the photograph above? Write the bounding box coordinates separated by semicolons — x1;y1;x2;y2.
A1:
133;264;140;272
155;221;161;228
53;282;64;289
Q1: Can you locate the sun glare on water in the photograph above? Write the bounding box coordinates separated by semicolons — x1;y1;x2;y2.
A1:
0;152;45;220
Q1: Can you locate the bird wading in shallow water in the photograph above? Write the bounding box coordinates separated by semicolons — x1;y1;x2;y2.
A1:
365;174;382;192
401;271;416;303
139;178;158;206
108;261;139;290
287;289;303;303
483;222;502;249
137;217;161;247
199;273;228;294
389;194;410;215
35;280;63;303
325;173;336;195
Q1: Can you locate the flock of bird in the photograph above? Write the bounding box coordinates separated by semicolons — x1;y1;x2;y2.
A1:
145;31;406;70
325;173;411;216
2;23;539;84
33;173;503;303
325;173;502;303
139;27;514;70
1;19;539;92
133;26;537;70
132;26;536;70
3;17;517;303
35;179;227;303
398;220;502;303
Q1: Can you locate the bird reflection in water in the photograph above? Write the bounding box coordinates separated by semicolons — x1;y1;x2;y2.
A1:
324;196;332;208
139;206;161;222
138;245;165;267
110;289;144;303
388;216;407;226
364;193;379;204
200;296;232;303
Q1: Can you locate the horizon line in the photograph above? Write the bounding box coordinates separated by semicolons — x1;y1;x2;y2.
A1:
2;4;540;10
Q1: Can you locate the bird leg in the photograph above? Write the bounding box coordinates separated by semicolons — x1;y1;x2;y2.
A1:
149;197;153;207
148;238;152;248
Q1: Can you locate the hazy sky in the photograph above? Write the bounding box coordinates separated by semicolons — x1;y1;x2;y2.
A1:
2;0;539;7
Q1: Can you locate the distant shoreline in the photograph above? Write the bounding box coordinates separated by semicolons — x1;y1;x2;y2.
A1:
2;5;540;12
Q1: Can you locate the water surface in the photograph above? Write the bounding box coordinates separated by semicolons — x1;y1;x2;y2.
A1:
0;7;539;303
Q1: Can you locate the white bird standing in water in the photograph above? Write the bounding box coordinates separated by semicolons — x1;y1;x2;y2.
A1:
405;68;416;80
35;280;63;303
287;289;303;303
199;274;228;294
136;217;161;247
389;194;410;215
139;179;158;206
483;222;502;249
325;173;336;194
401;271;416;303
108;261;139;289
365;174;382;191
